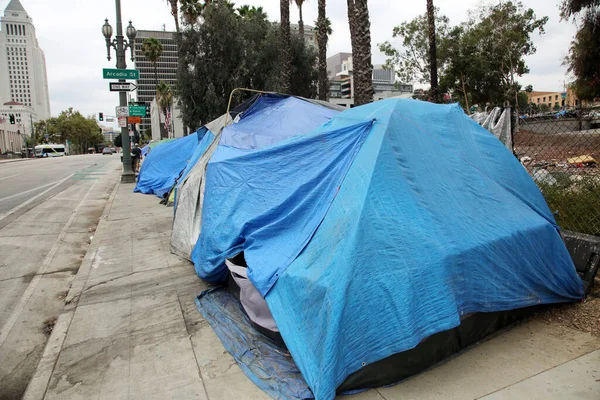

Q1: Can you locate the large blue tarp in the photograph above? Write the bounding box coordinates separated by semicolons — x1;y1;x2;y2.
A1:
220;96;339;149
193;99;583;399
134;131;200;197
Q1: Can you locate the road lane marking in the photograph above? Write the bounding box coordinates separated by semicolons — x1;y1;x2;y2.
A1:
0;173;20;182
0;179;96;347
0;174;74;222
0;180;59;203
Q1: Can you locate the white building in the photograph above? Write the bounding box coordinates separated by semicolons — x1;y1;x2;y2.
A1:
0;100;36;136
291;23;316;47
0;115;24;153
0;0;51;121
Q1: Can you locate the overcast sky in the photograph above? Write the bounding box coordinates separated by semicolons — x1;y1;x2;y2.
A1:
1;0;576;129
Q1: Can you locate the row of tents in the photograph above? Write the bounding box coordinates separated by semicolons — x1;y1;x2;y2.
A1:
133;93;584;400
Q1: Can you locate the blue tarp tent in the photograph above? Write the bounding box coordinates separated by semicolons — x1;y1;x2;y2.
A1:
192;99;583;399
170;94;342;260
134;131;200;197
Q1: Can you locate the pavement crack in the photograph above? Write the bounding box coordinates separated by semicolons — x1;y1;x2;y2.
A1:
83;272;136;291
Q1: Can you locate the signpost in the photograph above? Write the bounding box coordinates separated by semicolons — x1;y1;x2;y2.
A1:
109;82;137;92
102;68;139;80
128;105;146;117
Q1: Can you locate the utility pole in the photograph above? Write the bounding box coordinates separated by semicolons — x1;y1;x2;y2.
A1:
102;1;137;183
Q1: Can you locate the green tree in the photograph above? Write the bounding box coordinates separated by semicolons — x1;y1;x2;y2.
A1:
562;0;600;101
426;0;439;102
34;109;104;154
181;0;204;26
280;0;292;93
379;9;450;85
157;81;174;138
316;0;329;100
347;0;373;106
176;3;317;129
539;103;550;113
292;0;307;37
142;38;163;91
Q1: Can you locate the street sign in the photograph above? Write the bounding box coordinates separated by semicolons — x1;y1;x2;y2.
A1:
118;116;128;127
128;116;141;124
102;68;139;80
109;82;137;92
128;105;146;117
116;106;129;117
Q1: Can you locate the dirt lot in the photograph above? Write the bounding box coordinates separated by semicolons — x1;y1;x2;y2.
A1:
514;129;600;163
535;277;600;337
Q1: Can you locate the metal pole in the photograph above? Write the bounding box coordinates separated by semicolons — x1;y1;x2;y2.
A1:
115;0;135;183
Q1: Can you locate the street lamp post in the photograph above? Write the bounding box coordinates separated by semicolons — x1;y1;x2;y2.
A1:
102;0;137;183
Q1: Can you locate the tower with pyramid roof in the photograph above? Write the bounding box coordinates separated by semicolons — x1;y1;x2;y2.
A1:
0;0;51;123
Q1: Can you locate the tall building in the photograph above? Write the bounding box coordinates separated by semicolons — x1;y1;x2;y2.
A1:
0;0;51;122
0;100;36;137
133;30;178;134
291;23;316;48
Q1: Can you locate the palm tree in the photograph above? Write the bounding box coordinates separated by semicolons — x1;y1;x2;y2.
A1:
156;81;174;138
316;0;329;100
142;37;163;91
181;0;203;26
280;0;292;94
292;0;307;38
347;0;373;106
166;0;180;33
426;0;438;103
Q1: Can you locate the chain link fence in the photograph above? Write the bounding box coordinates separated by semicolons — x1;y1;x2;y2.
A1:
514;110;600;236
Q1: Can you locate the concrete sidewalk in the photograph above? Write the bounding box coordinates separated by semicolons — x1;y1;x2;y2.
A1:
23;182;600;400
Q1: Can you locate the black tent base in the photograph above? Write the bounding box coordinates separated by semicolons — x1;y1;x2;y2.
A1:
338;307;539;393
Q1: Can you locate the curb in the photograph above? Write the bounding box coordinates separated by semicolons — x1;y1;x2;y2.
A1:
22;178;122;400
0;158;35;164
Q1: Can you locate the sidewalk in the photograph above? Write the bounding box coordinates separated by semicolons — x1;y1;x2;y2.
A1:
23;182;600;400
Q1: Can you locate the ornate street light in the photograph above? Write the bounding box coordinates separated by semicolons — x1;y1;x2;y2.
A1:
101;0;137;183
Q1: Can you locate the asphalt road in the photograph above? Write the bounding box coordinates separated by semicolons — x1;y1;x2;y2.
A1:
0;154;122;398
0;154;118;226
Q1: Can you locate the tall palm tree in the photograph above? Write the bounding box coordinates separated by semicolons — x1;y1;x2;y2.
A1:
280;0;292;94
156;81;174;138
316;0;329;100
181;0;203;26
426;0;439;103
142;38;163;91
347;0;373;106
292;0;307;38
166;0;180;33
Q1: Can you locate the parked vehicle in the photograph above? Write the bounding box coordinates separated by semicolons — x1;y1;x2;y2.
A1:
102;147;113;155
87;147;96;154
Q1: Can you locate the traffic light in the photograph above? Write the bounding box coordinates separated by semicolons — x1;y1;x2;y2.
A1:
9;114;15;124
99;112;104;121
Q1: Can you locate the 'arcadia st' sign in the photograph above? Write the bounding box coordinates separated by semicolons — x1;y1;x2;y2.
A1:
102;69;139;80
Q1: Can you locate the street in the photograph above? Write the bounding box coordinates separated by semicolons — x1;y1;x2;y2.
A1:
0;155;121;399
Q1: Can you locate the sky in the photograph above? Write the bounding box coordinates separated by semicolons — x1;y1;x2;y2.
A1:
1;0;577;129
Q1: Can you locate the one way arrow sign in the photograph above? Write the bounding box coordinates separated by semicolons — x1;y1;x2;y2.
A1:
109;82;137;92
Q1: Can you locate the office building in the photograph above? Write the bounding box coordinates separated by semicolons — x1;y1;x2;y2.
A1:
0;0;51;121
133;30;178;135
0;114;23;153
291;23;316;47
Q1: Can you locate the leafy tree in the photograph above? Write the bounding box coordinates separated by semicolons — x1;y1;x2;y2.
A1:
316;0;329;100
34;109;104;154
180;0;204;26
539;103;550;113
562;0;600;101
113;134;122;148
426;0;439;102
347;0;373;106
280;0;292;93
553;103;561;111
176;2;317;129
379;9;450;85
142;38;163;90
